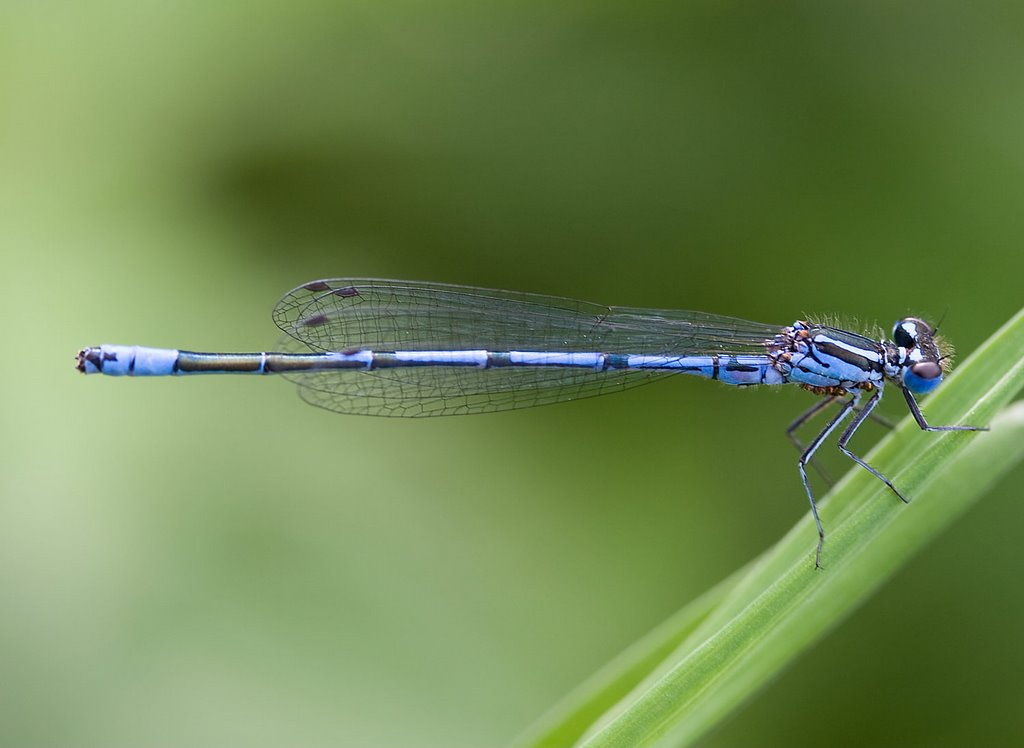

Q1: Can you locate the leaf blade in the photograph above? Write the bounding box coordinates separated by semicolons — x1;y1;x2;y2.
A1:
513;307;1024;748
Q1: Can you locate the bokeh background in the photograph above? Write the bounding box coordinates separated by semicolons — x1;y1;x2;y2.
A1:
3;2;1023;746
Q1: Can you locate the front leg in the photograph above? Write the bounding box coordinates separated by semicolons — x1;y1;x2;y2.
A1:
901;386;989;432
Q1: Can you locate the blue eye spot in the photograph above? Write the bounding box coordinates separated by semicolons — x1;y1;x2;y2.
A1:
904;362;943;394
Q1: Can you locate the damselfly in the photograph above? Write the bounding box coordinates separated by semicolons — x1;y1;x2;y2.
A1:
77;279;987;566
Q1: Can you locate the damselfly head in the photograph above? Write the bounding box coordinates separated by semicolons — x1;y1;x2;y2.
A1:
893;317;949;394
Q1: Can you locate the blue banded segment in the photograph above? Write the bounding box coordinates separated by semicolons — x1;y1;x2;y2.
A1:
76;345;784;383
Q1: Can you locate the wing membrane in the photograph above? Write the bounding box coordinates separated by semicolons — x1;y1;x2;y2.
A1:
271;279;782;416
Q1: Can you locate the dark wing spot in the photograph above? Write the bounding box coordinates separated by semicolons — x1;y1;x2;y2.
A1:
333;286;359;298
303;281;332;292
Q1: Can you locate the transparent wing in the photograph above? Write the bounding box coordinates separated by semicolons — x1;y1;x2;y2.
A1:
270;279;783;417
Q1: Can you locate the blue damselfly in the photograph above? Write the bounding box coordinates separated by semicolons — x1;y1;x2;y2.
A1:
78;279;987;566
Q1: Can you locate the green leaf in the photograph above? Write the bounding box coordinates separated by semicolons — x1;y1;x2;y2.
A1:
511;569;742;748
515;307;1024;748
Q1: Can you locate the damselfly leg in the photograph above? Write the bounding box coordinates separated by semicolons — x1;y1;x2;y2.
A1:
797;393;860;569
788;395;896;487
901;386;989;433
787;396;841;484
837;387;906;502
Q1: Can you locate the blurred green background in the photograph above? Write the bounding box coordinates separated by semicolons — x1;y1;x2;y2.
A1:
3;2;1023;746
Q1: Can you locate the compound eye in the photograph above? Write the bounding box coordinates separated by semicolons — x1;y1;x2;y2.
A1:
910;361;942;380
893;320;917;349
